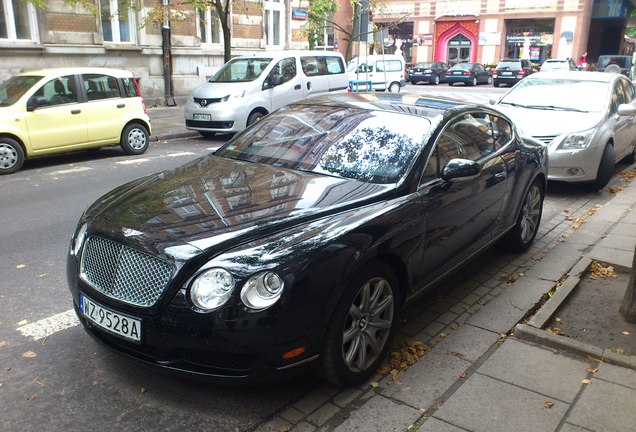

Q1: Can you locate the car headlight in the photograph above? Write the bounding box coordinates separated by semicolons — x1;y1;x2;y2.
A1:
221;91;246;102
240;271;284;310
559;129;595;150
190;268;235;311
71;223;88;256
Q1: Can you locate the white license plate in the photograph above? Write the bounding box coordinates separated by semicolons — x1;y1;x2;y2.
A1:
502;71;513;76
453;71;463;75
193;113;211;121
80;293;141;342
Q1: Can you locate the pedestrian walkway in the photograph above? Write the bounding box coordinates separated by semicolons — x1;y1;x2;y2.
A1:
146;100;636;432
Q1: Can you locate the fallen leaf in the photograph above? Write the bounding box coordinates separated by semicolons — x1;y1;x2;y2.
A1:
93;379;101;386
17;320;27;326
544;401;555;409
459;371;468;379
438;332;448;339
477;298;487;305
582;379;592;385
586;367;598;374
589;261;617;279
609;186;623;194
0;341;7;348
419;408;429;414
369;381;380;388
450;322;460;331
547;327;565;336
555;317;562;323
16;264;26;269
623;331;630;336
27;395;38;401
22;351;37;358
37;273;48;278
138;387;147;393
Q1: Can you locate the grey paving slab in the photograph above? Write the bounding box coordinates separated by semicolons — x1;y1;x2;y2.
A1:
433;373;568;432
524;248;583;282
609;221;636;238
331;396;421;432
558;423;594;432
566;378;636;432
596;234;636;252
589;245;634;270
383;351;470;409
476;339;590;403
594;362;636;390
590;202;631;223
433;323;500;364
421;417;469;432
566;219;615;247
466;278;554;334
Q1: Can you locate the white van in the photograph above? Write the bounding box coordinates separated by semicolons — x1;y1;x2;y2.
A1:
185;50;348;136
347;54;406;93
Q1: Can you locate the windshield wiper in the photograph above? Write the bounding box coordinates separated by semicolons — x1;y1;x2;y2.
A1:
525;105;589;113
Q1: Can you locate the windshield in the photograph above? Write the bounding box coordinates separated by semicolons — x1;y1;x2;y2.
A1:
0;75;42;107
499;78;608;112
416;63;432;68
450;63;472;70
209;58;272;83
216;104;430;184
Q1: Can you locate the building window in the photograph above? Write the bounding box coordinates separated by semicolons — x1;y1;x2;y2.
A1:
0;0;38;42
197;7;222;44
100;0;136;43
314;14;334;49
264;0;284;47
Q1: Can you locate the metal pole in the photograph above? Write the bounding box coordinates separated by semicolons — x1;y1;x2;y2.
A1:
162;0;176;106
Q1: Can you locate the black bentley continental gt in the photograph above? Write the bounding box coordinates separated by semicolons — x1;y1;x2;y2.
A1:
67;93;547;385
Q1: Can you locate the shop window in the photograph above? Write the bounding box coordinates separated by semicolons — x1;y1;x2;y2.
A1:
198;7;222;44
264;0;284;47
0;0;38;42
101;0;136;44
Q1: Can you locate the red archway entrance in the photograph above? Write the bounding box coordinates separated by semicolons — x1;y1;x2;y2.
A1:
435;21;479;64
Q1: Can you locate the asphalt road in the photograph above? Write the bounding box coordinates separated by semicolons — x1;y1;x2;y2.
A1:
0;86;627;432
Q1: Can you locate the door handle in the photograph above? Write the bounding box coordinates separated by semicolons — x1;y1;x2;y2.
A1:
71;110;81;115
294;84;301;90
307;82;312;91
495;170;507;181
117;104;125;108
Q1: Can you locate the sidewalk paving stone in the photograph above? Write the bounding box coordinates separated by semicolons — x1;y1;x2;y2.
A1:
331;396;421;432
566;378;636;431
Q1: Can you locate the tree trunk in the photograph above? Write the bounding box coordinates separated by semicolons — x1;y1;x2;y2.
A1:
619;245;636;322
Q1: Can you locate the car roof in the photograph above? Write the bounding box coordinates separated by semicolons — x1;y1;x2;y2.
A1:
16;67;134;78
528;71;619;82
237;50;344;60
296;92;483;120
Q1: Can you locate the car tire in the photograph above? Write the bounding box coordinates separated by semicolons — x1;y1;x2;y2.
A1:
247;111;265;127
493;81;500;88
388;82;401;93
469;77;477;86
317;261;400;386
590;144;615;191
625;143;636;164
120;123;149;155
0;138;25;175
433;75;440;85
499;179;544;252
198;131;216;139
410;80;417;85
448;82;454;86
487;76;493;85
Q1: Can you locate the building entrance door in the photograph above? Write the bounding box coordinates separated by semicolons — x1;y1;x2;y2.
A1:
447;34;471;65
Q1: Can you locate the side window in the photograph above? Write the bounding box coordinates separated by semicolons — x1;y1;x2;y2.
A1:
325;57;345;74
492;116;513;149
620;79;635;103
37;75;79;106
82;74;121;100
122;77;138;98
611;81;627;113
272;58;297;83
301;56;343;76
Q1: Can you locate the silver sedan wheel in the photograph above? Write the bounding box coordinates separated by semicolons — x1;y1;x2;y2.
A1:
519;184;542;244
342;276;395;372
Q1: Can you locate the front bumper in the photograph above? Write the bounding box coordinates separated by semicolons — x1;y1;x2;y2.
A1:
184;99;246;133
546;146;603;183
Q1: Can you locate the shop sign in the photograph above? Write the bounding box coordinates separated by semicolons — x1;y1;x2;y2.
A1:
418;34;433;46
478;32;501;46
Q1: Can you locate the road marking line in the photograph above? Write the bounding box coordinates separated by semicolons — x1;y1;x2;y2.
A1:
116;158;150;165
167;151;196;157
17;309;79;341
50;167;93;175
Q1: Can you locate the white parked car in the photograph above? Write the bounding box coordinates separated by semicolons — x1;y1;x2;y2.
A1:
185;51;349;137
540;58;579;71
494;71;636;190
347;54;406;92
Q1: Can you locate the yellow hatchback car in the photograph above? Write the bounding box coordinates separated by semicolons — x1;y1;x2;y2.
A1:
0;67;152;174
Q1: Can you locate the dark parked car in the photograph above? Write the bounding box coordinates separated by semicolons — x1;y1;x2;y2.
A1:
67;93;547;385
446;63;492;86
409;62;449;85
594;55;633;79
493;58;536;87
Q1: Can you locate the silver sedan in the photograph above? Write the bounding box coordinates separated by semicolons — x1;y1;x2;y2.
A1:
493;71;636;190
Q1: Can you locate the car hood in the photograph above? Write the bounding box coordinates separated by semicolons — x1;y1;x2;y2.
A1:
494;105;602;136
84;155;393;261
192;81;253;98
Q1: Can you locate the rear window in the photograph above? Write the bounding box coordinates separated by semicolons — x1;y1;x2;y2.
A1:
122;77;139;98
598;56;630;69
497;61;521;69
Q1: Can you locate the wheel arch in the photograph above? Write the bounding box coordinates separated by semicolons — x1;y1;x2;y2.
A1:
122;118;151;136
0;133;28;157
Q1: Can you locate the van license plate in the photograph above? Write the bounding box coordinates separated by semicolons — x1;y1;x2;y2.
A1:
79;293;141;342
194;113;211;121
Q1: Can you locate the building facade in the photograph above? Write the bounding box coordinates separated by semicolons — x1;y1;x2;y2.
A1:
373;0;636;67
0;0;316;104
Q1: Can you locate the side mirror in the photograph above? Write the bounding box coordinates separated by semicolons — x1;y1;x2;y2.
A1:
27;96;49;111
441;158;481;181
270;74;284;87
617;103;636;117
488;98;498;105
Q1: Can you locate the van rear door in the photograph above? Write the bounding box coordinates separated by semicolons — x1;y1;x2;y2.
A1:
300;55;347;97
